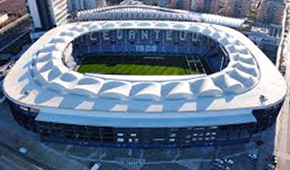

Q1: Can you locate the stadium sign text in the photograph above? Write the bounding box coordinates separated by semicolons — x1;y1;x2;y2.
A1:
88;30;202;42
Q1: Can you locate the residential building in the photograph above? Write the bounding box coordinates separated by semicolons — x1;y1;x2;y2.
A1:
0;0;30;54
224;0;251;18
257;0;286;25
25;0;68;31
68;0;106;12
190;0;203;12
246;23;282;61
190;0;224;15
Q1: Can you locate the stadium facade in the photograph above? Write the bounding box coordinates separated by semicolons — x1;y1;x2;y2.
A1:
3;10;287;149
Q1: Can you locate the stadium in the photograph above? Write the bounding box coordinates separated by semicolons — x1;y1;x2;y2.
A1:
2;7;287;149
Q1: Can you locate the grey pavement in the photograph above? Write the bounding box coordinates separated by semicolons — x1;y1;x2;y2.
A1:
0;141;46;170
0;101;88;170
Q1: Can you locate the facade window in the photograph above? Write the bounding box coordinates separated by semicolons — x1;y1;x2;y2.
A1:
169;138;175;142
170;133;176;137
130;133;137;137
195;127;205;130
154;138;165;142
117;133;124;137
117;138;124;142
19;106;28;111
30;108;40;113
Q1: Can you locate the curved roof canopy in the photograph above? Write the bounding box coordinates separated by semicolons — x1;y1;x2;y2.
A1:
75;5;246;28
2;21;286;127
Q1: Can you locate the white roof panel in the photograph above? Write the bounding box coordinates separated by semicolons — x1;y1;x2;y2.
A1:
35;108;257;128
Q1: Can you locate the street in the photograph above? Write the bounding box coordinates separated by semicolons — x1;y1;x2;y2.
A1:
0;102;88;170
0;141;47;170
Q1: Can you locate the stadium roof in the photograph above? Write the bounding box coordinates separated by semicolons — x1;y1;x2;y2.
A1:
3;21;286;127
120;0;144;5
35;108;256;128
75;5;246;28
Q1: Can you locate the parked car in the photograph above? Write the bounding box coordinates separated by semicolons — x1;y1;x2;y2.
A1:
224;158;234;165
248;153;258;160
214;158;224;165
272;155;278;165
18;147;28;154
90;163;101;170
267;163;276;170
212;162;223;168
221;165;230;170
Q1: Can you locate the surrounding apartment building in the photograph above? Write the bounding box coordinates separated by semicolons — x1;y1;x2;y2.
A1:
190;0;254;17
246;23;283;61
168;0;191;10
257;0;286;25
189;0;225;15
224;0;251;18
68;0;106;12
190;0;203;12
25;0;68;31
0;0;30;54
190;0;285;24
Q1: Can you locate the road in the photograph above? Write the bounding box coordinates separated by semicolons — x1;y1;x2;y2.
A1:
0;141;48;170
0;102;88;170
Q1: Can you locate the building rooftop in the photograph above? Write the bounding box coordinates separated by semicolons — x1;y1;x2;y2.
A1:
0;0;27;16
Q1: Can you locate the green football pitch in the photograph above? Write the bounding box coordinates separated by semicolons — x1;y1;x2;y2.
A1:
77;63;196;75
76;55;206;75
